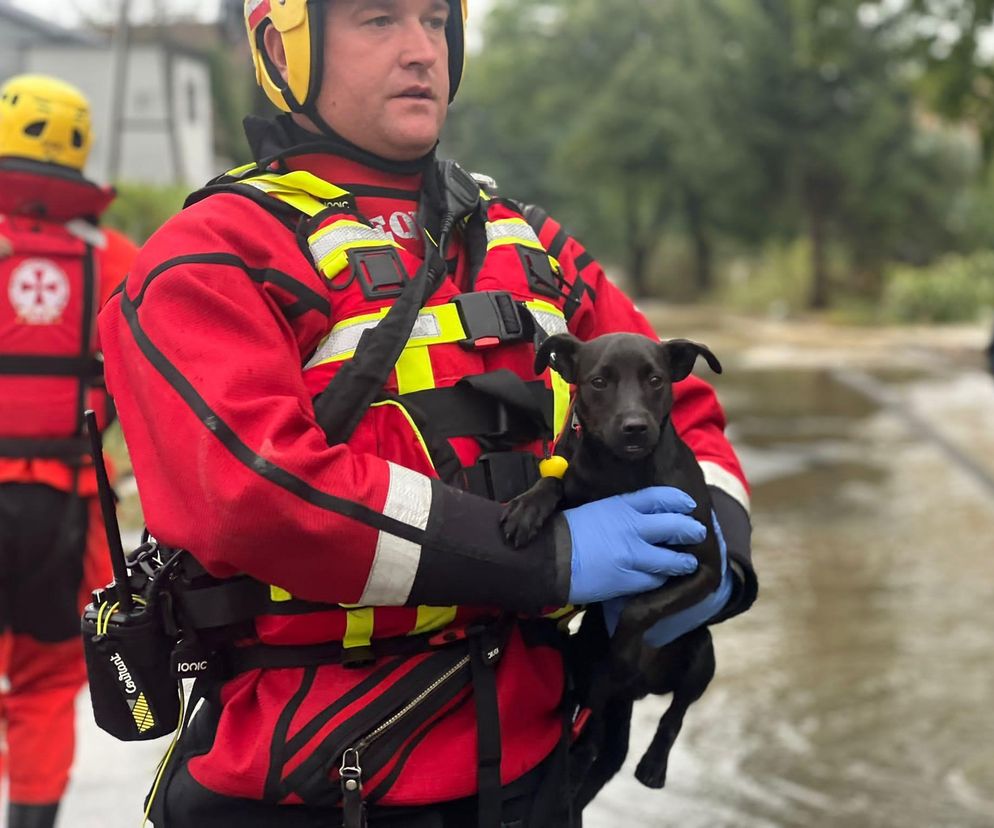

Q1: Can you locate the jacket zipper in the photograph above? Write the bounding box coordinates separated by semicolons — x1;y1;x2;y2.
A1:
339;654;470;819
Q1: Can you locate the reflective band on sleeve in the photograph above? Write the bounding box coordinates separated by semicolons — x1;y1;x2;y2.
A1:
700;461;751;514
485;218;544;251
359;463;432;606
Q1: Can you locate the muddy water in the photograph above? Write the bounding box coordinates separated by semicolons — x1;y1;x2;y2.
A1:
586;311;994;828
60;311;994;828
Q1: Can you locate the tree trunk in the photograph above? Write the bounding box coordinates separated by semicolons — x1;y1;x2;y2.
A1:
807;195;830;310
625;194;650;297
684;189;713;294
628;243;649;298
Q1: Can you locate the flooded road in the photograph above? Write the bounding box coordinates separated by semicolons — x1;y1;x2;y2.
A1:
57;309;994;828
586;309;994;828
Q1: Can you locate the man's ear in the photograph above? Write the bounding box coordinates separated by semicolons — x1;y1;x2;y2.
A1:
535;334;582;383
662;339;723;382
262;23;290;84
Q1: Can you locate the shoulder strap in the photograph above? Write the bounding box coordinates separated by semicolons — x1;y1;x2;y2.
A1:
312;160;482;445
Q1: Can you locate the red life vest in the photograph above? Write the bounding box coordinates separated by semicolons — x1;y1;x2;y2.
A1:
0;163;113;460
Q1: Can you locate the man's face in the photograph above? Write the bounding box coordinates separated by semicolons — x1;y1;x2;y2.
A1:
311;0;451;160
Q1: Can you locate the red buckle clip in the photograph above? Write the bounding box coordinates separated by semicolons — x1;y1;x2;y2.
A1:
473;336;501;349
571;707;592;742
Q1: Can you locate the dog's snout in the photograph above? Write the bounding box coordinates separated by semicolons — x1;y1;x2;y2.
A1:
622;418;650;436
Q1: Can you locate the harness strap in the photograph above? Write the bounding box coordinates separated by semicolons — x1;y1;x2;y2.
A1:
0;436;90;460
220;633;456;676
470;626;505;828
402;375;551;442
0;354;102;377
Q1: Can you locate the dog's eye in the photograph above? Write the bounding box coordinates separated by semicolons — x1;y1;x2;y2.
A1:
648;375;664;389
590;376;608;390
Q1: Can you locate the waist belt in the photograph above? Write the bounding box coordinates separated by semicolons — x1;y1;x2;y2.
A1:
221;626;481;675
0;436;90;460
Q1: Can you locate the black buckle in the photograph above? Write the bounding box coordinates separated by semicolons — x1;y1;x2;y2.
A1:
463;451;540;502
350;248;408;300
451;291;531;349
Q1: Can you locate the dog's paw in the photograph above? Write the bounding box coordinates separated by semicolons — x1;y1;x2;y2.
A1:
635;753;668;789
500;497;545;548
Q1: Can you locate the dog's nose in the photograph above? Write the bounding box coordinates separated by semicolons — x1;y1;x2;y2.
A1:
621;418;649;436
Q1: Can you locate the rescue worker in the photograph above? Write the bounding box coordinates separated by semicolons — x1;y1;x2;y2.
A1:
98;1;757;825
0;75;138;828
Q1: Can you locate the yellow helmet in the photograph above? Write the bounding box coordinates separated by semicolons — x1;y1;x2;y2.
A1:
245;0;468;115
0;75;93;171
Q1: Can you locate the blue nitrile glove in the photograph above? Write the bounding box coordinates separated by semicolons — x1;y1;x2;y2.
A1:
601;511;732;648
564;487;705;605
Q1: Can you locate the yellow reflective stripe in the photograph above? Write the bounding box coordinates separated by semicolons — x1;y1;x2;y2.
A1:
319;240;399;279
307;303;467;368
485;218;544;252
369;400;436;472
411;606;458;636
543;605;576;621
308;219;400;277
227;161;258;177
240;171;352;218
486;235;545;253
270;586;293;603
343;607;375;649
551;371;571;439
395;347;435;394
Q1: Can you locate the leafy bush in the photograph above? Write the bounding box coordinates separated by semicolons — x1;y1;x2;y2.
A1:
103;182;190;245
882;253;994;323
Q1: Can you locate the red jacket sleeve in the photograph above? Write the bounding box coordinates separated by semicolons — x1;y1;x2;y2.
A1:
98;195;567;612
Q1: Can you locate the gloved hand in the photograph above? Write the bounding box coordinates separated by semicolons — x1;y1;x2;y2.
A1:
565;486;705;605
601;511;732;648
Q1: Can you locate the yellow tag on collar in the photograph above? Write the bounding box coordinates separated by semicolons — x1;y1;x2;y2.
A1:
539;456;569;479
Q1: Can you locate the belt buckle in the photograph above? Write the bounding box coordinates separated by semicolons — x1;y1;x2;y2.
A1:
451;291;527;350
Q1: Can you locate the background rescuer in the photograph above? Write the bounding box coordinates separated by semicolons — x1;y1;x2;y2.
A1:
98;1;757;825
0;75;138;828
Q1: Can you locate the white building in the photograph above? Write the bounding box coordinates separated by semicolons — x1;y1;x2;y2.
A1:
0;1;216;186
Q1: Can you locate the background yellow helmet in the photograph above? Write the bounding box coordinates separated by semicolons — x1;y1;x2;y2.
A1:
245;0;468;115
0;75;93;172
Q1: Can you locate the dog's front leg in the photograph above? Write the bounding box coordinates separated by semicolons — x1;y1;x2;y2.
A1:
501;476;565;547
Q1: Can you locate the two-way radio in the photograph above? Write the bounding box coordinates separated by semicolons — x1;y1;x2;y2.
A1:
80;410;182;740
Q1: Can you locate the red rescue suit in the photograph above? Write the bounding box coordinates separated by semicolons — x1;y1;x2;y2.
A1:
99;125;753;816
0;159;137;805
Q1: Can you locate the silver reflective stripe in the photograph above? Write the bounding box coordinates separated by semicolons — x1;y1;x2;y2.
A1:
304;312;444;368
700;461;751;514
65;219;107;249
310;223;390;264
359;463;432;605
486;220;541;248
529;309;568;337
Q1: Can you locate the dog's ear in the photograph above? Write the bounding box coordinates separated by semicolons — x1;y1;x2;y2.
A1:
535;333;582;382
661;339;723;381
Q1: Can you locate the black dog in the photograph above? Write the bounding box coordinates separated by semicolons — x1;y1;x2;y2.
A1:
501;332;724;794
